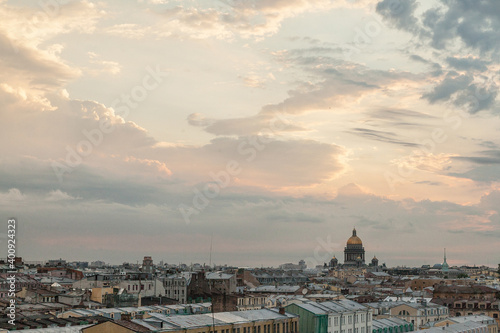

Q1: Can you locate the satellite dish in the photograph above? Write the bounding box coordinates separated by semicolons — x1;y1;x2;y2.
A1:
302;288;308;295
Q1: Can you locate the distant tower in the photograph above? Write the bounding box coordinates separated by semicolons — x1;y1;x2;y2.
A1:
371;255;379;267
442;249;449;273
330;256;338;268
143;256;153;273
356;255;363;268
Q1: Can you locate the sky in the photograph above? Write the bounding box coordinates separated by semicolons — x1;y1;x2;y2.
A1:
0;0;499;268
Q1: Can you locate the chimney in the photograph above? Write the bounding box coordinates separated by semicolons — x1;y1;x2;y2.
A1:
121;313;132;321
279;307;285;315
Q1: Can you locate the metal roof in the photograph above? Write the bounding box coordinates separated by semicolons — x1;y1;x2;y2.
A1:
419;321;486;333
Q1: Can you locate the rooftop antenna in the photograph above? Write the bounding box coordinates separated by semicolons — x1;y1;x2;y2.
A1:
209;233;213;268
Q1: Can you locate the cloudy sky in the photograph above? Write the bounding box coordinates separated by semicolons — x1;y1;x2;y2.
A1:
1;0;499;268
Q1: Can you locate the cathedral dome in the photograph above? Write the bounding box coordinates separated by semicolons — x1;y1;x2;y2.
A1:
347;228;362;245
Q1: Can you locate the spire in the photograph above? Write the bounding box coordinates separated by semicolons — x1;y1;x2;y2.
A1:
352;227;357;237
442;248;449;272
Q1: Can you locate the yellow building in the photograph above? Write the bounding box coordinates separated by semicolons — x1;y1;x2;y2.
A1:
91;286;116;303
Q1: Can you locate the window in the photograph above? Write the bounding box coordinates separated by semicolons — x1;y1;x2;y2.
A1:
348;316;352;324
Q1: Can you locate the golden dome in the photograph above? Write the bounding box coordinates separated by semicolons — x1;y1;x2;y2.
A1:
347;228;362;245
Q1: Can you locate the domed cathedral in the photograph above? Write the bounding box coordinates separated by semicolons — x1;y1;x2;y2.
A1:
344;228;365;267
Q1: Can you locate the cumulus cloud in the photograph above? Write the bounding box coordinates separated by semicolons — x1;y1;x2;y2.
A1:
377;0;500;114
46;190;78;202
109;0;375;40
421;0;500;54
187;112;309;136
0;188;25;203
375;0;420;33
423;73;473;104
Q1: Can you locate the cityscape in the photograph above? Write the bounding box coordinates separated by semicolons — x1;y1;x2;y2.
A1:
1;0;500;332
0;229;499;331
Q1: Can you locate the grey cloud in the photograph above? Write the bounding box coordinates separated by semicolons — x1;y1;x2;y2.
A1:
448;150;500;182
187;113;309;136
376;0;420;33
409;54;443;76
378;0;500;114
446;56;489;72
362;108;438;129
479;141;499;149
448;165;500;183
410;54;430;64
453;150;500;165
369;108;437;120
348;127;419;147
422;1;500;54
0;156;178;206
452;84;498;114
415;181;447;186
422;74;472;103
2;178;498;265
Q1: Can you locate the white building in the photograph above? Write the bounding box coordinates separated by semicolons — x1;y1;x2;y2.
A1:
119;278;165;298
322;299;373;333
164;272;192;303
